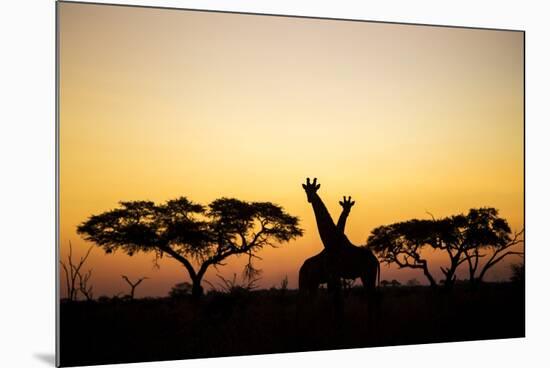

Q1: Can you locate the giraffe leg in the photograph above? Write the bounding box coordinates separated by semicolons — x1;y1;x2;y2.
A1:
326;276;341;294
361;268;376;296
361;267;381;345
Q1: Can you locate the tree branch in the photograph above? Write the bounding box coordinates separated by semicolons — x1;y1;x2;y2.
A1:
477;232;524;282
159;245;197;280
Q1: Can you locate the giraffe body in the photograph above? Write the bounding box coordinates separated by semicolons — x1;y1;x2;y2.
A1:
299;246;380;294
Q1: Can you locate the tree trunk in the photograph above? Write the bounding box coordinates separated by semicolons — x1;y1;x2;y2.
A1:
422;265;437;289
443;275;456;291
477;266;492;285
191;269;208;298
469;277;481;290
443;261;459;290
191;279;204;298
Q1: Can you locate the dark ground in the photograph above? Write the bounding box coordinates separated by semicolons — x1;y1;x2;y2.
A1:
59;282;524;367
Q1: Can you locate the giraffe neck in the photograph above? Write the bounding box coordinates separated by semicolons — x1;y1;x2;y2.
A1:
309;193;343;251
337;208;351;233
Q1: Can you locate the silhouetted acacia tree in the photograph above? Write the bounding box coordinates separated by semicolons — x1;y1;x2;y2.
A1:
367;208;523;290
77;197;303;297
368;219;439;288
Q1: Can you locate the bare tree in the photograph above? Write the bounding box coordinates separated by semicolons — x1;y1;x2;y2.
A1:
60;241;94;301
77;268;94;301
121;275;149;299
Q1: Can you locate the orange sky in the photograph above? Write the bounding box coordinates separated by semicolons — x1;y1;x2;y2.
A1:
58;2;524;298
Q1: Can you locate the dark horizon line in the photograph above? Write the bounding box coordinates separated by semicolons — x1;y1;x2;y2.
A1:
59;278;519;296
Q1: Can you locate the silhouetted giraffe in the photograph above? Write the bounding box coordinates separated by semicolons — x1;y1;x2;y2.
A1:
299;178;379;295
299;196;355;293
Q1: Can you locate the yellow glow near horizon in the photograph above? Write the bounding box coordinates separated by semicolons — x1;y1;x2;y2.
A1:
59;3;523;297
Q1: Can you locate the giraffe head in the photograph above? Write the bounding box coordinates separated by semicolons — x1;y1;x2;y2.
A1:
339;196;355;211
302;177;321;203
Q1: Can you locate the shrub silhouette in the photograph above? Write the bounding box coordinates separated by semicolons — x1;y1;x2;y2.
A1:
206;273;260;296
390;279;401;287
77;197;303;297
407;278;421;287
169;282;192;298
510;262;525;284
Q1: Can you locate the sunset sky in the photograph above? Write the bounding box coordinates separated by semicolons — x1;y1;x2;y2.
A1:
59;2;523;298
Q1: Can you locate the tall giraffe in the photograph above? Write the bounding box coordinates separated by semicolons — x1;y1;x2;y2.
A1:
299;178;379;294
299;196;355;293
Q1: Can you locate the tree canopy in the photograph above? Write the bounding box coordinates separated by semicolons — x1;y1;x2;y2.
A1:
77;197;303;297
367;207;523;289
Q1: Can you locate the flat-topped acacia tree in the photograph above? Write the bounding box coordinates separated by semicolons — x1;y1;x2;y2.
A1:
77;197;303;297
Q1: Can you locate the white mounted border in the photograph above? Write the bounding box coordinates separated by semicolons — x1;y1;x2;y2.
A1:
1;1;549;368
